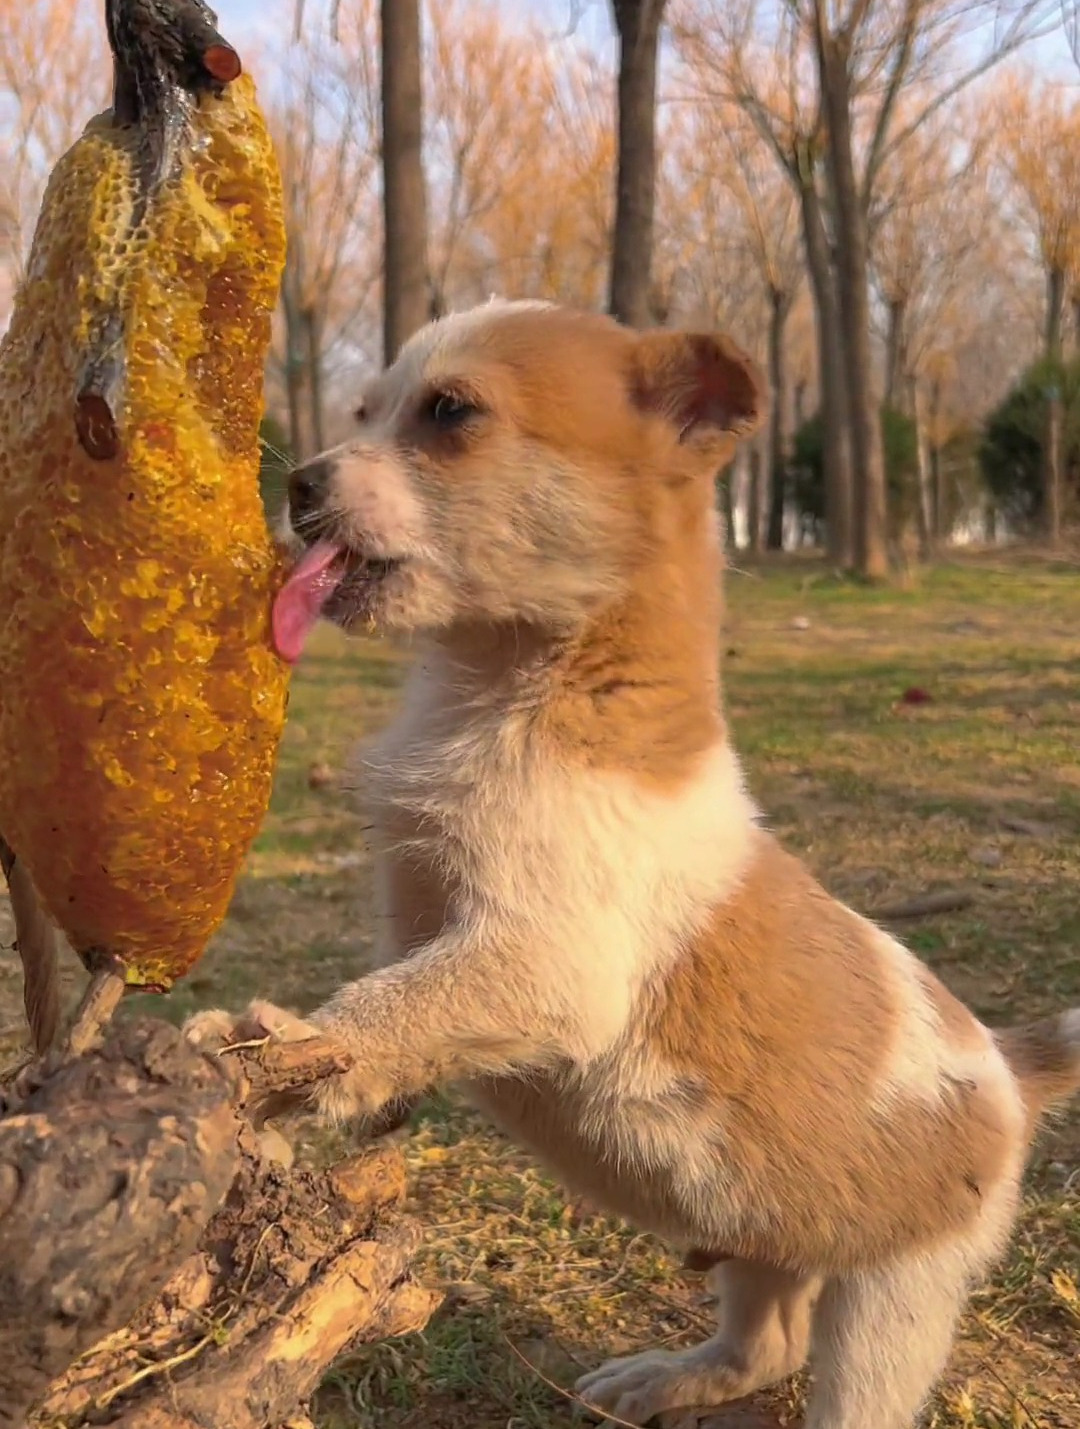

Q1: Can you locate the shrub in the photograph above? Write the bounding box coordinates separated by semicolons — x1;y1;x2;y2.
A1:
978;357;1080;534
789;407;920;544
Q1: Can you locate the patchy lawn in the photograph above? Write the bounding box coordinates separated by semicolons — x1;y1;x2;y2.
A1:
1;549;1077;1428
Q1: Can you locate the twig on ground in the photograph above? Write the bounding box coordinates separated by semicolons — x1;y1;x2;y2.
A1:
503;1334;647;1429
866;889;975;921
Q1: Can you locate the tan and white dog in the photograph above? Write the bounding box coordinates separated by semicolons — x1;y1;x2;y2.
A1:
188;302;1080;1429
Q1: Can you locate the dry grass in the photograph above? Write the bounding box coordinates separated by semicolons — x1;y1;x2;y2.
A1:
1;549;1077;1428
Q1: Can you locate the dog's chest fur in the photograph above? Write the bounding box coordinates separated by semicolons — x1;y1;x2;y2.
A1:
358;654;758;1238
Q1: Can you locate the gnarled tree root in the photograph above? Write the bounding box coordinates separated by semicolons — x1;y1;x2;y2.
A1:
0;1018;439;1429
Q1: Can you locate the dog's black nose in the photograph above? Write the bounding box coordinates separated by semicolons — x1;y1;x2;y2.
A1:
287;457;332;527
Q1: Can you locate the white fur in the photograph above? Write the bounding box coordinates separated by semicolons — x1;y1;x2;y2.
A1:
868;926;1025;1135
330;448;434;561
364;646;759;1061
388;299;556;394
806;1173;1020;1429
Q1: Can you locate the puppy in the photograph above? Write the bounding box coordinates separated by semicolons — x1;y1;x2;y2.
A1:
188;302;1080;1429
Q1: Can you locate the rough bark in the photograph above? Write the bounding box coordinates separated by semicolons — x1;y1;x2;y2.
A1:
765;287;789;551
608;0;666;328
0;1019;437;1429
381;0;429;364
797;162;852;569
794;378;807;432
1043;263;1065;547
814;33;889;580
0;1021;240;1426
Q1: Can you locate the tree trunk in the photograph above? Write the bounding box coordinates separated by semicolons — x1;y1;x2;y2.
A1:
717;474;736;553
797;160;852;568
766;288;788;551
284;353;306;463
608;1;666;328
884;297;905;411
746;441;764;553
794;378;807;430
280;264;309;461
911;377;933;560
1;1020;437;1429
302;306;325;456
381;0;429;365
815;35;889;580
1043;264;1065;547
928;376;944;542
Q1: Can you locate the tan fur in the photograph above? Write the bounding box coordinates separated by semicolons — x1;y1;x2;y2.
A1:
187;301;1079;1429
996;1009;1080;1131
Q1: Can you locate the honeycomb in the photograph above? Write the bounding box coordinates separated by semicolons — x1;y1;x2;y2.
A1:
0;72;290;988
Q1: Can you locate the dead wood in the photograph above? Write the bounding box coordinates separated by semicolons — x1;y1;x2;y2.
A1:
866;888;975;921
0;1018;438;1429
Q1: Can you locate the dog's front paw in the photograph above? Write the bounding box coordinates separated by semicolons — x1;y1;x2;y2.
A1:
182;1005;247;1052
183;999;346;1123
183;1000;394;1126
183;999;321;1052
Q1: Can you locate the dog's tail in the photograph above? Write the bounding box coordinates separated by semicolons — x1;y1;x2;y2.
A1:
997;1009;1080;1127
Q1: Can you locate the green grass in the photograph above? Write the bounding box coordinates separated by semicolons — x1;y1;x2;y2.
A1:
1;549;1077;1428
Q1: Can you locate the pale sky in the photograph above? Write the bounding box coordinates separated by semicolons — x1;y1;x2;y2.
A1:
215;0;1075;79
216;0;614;50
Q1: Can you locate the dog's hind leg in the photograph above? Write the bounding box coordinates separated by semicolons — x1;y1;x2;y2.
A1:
576;1259;821;1426
804;1196;1015;1429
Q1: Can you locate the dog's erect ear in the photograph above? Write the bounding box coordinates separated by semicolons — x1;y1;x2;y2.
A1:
630;330;766;465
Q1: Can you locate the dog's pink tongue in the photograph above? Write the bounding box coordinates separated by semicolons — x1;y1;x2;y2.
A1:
272;540;345;664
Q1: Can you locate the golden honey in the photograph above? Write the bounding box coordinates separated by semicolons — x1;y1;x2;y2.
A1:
0;68;289;987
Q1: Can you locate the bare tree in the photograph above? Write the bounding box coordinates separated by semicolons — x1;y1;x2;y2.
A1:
428;21;615;311
269;3;381;459
722;113;802;549
995;73;1080;544
0;0;106;316
872;116;990;549
674;11;854;567
425;1;554;312
382;0;429;362
676;0;1063;577
609;0;667;326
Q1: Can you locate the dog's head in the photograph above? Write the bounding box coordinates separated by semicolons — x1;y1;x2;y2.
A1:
273;302;763;659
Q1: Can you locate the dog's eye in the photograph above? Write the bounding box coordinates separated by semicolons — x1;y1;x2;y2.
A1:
428;392;479;429
353;402;367;425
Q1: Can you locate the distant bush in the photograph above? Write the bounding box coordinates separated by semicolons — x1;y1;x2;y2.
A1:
789;413;827;544
978;357;1080;534
789;406;919;544
934;426;987;539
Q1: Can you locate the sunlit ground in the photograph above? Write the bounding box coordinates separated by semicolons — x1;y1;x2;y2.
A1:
3;548;1077;1428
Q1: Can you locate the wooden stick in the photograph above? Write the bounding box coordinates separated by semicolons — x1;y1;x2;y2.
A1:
65;965;127;1056
866;888;975;922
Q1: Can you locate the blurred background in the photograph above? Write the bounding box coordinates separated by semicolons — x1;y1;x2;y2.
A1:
3;0;1080;575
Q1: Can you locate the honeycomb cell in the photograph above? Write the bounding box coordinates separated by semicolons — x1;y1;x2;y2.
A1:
0;73;290;988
